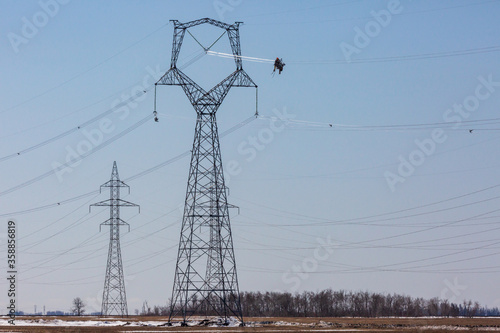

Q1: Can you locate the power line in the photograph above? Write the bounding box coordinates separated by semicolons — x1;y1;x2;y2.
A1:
245;0;497;25
0;117;255;274
125;116;255;182
233;183;500;227
230;201;500;274
17;214;175;282
19;196;103;250
240;0;364;19
236;207;500;252
0;48;206;161
0;190;99;218
2;23;169;114
0;93;150;163
0;116;255;217
256;115;500;131
20;231;103;276
0;115;151;198
208;45;500;65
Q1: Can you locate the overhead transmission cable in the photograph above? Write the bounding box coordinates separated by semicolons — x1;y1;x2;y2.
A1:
239;204;500;252
18;215;177;278
13;164;495;267
261;194;500;227
15;203;182;271
238;215;500;275
125;116;255;182
19;215;177;281
0;115;151;198
0;115;255;217
240;0;363;19
7;41;494;156
255;116;500;132
208;44;500;65
19;193;101;242
235;204;500;274
325;237;500;274
0;93;150;163
0;48;206;162
21;206;500;275
0;50;211;198
2;23;169;114
2;48;204;143
20;206;108;252
234;183;500;228
245;0;496;25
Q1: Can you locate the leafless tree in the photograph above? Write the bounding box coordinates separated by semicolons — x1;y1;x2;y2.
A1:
472;301;481;317
440;299;451;317
427;297;440;316
71;297;85;316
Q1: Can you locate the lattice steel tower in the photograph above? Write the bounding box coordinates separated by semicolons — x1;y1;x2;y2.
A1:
90;161;139;317
155;18;257;325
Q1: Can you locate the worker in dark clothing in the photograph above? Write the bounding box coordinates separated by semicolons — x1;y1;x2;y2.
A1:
273;57;285;74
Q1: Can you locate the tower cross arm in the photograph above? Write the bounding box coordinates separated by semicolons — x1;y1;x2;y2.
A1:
204;69;257;107
99;180;130;191
172;18;239;30
90;199;140;212
232;69;257;88
99;218;131;232
156;68;217;106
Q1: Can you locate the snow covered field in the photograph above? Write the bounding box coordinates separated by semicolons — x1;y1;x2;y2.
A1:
0;316;499;332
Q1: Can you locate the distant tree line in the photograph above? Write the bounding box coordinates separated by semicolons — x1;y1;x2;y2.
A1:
239;290;500;317
141;289;499;317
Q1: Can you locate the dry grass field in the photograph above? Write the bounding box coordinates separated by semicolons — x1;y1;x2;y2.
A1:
0;316;500;332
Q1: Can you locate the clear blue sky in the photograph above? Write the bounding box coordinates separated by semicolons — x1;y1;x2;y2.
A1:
1;0;500;314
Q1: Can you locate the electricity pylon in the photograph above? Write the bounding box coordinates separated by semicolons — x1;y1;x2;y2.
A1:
90;161;139;317
155;18;257;325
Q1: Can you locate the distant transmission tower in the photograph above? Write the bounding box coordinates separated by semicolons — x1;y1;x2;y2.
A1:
90;161;139;317
155;18;257;325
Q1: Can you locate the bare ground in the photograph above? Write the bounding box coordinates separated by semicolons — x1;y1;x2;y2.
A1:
1;316;499;332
